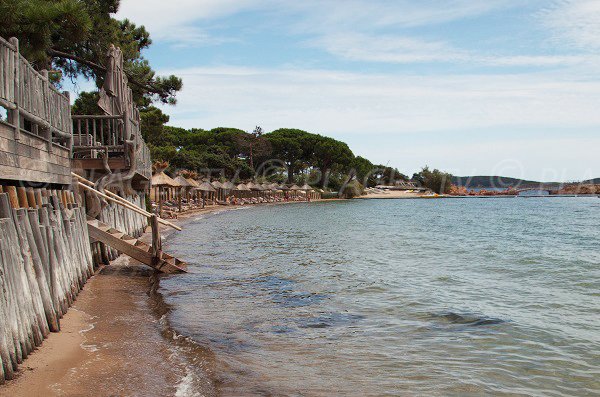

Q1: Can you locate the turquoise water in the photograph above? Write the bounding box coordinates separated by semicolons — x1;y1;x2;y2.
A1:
162;198;600;396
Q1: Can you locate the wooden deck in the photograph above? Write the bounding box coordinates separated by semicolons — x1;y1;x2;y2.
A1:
0;36;73;186
0;120;71;185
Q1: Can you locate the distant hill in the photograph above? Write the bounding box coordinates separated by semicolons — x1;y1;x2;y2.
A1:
452;175;600;189
452;176;550;189
582;178;600;184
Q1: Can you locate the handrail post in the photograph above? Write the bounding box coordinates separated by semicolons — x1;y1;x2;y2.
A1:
41;70;53;153
9;37;20;141
150;214;162;266
63;91;72;153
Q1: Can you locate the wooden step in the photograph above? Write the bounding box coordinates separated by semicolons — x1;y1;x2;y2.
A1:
86;217;186;274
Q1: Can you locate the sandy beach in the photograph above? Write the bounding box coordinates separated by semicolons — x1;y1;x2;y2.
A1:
360;190;433;199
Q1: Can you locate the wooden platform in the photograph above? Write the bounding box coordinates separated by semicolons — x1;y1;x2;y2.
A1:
0;122;71;185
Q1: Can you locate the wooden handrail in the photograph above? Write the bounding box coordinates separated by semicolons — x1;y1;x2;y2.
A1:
72;172;182;231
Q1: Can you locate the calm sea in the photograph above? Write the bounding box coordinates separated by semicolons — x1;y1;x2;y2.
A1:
162;198;600;396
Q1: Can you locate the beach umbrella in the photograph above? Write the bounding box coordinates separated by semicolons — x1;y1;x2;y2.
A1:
247;182;264;199
173;176;193;211
194;181;217;208
246;182;261;191
152;172;180;188
173;175;192;188
289;184;301;190
186;178;200;188
300;183;313;191
196;181;217;192
151;172;181;214
222;181;235;190
211;180;224;201
234;183;251;199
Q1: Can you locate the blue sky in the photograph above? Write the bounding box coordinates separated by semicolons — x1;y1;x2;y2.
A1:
111;0;600;181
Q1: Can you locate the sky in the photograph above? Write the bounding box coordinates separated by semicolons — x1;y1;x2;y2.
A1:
109;0;600;181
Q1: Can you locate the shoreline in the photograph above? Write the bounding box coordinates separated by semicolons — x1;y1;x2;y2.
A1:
0;200;329;396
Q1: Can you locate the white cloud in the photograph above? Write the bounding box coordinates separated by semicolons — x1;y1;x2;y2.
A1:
362;136;600;181
308;32;594;66
161;65;600;134
116;0;520;47
116;0;261;44
157;65;600;180
283;0;519;32
309;33;466;63
541;0;600;49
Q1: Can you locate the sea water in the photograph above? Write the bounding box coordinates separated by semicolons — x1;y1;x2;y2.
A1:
161;198;600;396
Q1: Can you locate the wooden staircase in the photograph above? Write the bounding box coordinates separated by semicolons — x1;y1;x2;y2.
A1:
87;217;187;274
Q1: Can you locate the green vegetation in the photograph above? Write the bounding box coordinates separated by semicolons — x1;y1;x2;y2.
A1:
137;121;410;191
413;167;453;194
340;180;365;199
0;0;181;105
451;175;541;189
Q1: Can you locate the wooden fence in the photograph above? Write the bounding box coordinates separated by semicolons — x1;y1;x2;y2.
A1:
0;36;72;147
0;188;93;383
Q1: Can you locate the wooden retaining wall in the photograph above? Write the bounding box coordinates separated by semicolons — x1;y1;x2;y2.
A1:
0;188;93;383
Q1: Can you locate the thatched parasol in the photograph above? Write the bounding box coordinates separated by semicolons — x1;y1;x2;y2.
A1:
289;184;302;190
235;183;251;191
196;181;217;192
221;181;235;190
151;172;180;214
247;182;264;191
186;178;200;188
152;172;180;187
211;181;223;189
300;183;313;191
173;175;193;188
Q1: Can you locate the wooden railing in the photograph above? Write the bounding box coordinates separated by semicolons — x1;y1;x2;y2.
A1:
0;36;71;147
72;113;151;180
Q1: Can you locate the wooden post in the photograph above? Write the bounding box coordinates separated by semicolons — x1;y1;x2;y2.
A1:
9;38;20;141
178;189;182;212
150;215;161;267
16;187;28;208
25;188;37;209
158;186;163;215
62;91;72;151
5;186;19;208
40;70;53;153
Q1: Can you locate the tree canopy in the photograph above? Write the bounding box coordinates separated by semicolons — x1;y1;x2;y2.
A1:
0;0;181;105
141;123;413;190
413;166;453;194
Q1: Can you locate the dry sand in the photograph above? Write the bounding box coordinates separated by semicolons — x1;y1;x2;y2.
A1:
360;190;431;199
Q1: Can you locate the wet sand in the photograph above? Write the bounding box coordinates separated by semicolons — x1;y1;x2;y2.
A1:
0;257;192;397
